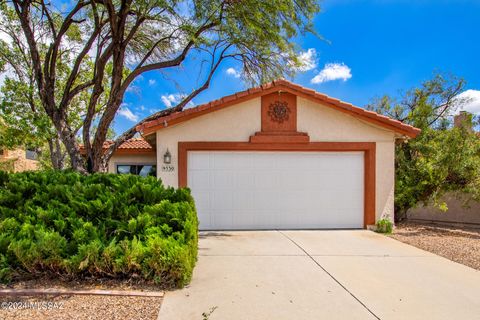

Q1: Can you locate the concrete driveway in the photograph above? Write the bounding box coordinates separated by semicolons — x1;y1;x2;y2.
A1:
158;230;480;320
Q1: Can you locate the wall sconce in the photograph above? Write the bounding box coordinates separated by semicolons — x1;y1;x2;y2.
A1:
163;149;172;164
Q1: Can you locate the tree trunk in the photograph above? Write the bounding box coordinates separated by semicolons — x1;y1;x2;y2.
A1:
47;135;67;170
51;115;86;173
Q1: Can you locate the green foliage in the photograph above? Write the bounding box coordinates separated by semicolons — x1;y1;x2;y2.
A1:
0;159;15;173
0;171;198;287
375;219;393;234
368;73;480;219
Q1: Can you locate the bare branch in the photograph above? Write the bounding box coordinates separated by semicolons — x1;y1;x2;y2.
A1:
60;19;107;110
103;43;231;162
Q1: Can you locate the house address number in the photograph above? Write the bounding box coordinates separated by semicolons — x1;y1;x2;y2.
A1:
161;165;175;172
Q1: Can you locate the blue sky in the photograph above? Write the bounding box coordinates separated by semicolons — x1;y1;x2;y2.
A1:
116;0;480;135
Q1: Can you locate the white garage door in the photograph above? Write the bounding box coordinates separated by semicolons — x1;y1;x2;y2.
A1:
188;151;364;230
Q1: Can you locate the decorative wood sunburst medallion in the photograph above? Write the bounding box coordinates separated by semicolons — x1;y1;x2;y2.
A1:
268;100;291;123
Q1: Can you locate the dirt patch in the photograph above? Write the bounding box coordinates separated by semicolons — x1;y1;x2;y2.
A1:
0;279;163;320
390;221;480;271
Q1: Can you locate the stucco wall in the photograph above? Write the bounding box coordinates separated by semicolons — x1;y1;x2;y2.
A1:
0;148;39;172
107;153;157;173
407;192;480;225
154;96;396;223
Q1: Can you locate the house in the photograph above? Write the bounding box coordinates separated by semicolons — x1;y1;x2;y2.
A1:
0;147;39;172
103;138;157;176
113;79;420;230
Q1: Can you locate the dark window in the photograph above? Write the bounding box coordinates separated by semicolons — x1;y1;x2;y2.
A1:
0;149;4;156
116;164;156;177
25;149;38;160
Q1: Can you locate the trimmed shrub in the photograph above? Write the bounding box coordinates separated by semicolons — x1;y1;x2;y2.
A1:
0;170;198;287
375;218;393;234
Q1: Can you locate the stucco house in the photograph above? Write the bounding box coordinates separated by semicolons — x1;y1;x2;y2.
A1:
108;79;420;230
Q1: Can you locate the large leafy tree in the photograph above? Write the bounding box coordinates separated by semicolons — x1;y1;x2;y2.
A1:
0;2;112;169
367;74;480;220
2;0;319;172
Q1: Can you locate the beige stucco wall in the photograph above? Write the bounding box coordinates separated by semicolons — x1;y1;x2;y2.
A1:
0;148;39;172
154;96;397;223
107;153;157;173
407;192;480;225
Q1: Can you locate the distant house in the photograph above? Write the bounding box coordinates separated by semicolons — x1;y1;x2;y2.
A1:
80;138;156;177
407;111;480;226
0;147;39;172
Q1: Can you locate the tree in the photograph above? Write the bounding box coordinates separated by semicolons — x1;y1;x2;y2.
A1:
2;0;320;172
0;2;111;169
367;74;480;220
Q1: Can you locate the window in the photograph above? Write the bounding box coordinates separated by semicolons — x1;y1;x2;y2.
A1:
25;149;38;160
116;164;156;177
0;149;4;156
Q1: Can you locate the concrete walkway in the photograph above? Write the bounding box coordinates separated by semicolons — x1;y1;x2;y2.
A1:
158;230;480;320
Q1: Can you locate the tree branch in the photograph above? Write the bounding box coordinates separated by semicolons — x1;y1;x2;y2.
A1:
103;43;230;162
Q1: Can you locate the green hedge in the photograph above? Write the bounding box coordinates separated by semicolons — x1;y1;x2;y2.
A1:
0;170;198;288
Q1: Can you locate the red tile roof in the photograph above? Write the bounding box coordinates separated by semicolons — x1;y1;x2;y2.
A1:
79;138;153;153
136;79;421;138
103;138;153;150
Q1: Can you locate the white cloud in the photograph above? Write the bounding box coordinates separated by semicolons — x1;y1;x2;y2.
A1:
311;63;352;84
293;48;317;72
117;106;139;122
456;89;480;114
148;79;156;86
161;93;184;108
160;93;194;109
226;67;241;78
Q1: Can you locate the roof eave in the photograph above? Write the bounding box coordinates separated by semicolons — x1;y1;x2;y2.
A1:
137;80;421;138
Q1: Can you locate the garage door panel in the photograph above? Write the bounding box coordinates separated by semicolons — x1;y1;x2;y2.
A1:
211;191;233;210
234;171;255;189
188;170;210;190
278;171;299;187
197;211;212;229
188;151;364;230
254;171;279;189
254;212;276;228
188;153;211;170
253;191;279;210
192;190;210;211
232;213;255;229
211;153;238;169
231;153;254;168
211;213;233;229
232;191;254;210
212;170;234;189
252;153;275;169
281;191;304;210
277;211;300;227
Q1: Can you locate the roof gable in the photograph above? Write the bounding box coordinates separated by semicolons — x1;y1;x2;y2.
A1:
137;79;420;138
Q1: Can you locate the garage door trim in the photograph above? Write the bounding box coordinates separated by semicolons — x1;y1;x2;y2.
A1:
178;142;376;228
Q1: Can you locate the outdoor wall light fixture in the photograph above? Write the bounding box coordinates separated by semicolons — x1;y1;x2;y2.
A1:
163;149;172;164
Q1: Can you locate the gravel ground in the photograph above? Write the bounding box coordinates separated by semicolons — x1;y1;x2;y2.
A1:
0;279;163;320
390;221;480;270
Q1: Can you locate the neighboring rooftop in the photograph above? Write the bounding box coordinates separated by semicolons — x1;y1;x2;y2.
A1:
103;138;153;150
79;137;154;153
136;79;421;138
